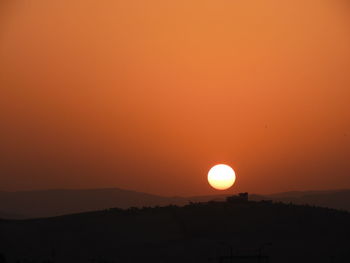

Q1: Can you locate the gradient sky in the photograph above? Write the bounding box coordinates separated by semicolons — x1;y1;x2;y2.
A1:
0;0;349;196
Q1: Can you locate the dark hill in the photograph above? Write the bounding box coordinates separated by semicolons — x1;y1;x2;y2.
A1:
1;188;350;219
0;201;349;263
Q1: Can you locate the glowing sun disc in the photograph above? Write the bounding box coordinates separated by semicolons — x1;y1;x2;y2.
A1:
208;164;236;190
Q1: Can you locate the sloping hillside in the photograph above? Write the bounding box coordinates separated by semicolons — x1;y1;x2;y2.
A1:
0;188;185;218
252;189;350;211
0;201;349;263
1;188;350;219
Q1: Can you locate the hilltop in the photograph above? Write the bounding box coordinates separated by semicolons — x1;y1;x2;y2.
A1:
0;188;350;219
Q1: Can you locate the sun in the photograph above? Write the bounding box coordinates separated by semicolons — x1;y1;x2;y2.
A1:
208;164;236;190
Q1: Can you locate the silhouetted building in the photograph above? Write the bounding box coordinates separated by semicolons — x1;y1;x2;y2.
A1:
226;192;248;203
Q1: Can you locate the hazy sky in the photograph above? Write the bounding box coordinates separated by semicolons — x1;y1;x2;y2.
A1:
0;0;349;196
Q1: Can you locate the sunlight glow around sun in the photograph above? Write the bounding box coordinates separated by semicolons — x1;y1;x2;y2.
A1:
208;164;236;190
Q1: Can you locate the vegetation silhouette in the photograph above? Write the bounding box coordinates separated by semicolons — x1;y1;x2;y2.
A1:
0;195;350;262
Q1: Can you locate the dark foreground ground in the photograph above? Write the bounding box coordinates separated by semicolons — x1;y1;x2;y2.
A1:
0;201;350;263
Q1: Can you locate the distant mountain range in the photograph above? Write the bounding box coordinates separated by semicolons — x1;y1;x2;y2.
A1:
0;188;349;219
0;188;184;219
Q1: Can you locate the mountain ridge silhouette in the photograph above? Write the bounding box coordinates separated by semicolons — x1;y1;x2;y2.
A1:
0;188;350;219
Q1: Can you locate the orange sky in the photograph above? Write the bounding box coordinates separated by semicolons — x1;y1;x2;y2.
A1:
0;0;349;196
